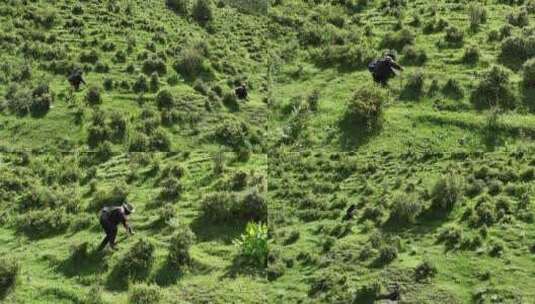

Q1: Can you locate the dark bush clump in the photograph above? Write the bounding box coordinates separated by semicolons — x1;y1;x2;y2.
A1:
341;86;385;134
128;284;161;304
380;28;415;51
89;184;128;211
159;177;183;200
441;78;464;100
462;45;480;64
414;260;437;282
214;117;251;149
470;65;517;110
168;225;196;268
166;0;189;15
173;47;207;79
507;10;529;27
200;190;267;223
377;245;398;265
387;192;421;226
118;239;155;281
192;0;213;26
522;58;535;88
142;58;167;75
85;86;103;106
16;209;70;238
155;89;174;109
0;258;19;299
444;26;464;45
133;74;149;95
401;45;427;66
430;174;462;213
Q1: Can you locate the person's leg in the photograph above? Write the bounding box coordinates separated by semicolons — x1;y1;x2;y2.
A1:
109;226;118;249
98;234;109;251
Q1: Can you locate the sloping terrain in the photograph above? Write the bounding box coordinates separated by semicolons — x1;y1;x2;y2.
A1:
0;152;267;303
0;0;270;152
267;0;535;152
269;149;535;303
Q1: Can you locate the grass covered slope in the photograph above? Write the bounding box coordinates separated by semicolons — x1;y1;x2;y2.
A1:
267;0;535;152
0;0;270;152
268;149;535;303
0;151;267;303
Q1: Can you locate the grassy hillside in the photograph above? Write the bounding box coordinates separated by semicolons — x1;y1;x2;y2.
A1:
269;149;535;303
267;0;535;152
0;151;267;303
0;0;270;152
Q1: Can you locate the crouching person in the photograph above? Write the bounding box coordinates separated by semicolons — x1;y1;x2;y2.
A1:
98;202;135;251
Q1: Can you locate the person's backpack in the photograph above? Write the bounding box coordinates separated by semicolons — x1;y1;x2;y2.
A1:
368;60;377;74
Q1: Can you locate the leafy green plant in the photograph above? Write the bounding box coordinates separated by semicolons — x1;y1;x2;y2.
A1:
233;222;268;267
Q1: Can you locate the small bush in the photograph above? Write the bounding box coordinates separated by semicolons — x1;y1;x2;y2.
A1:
380;28;415;50
16;209;70;238
155;89;174;109
142;58;167;75
159;177;183;200
240;189;268;222
522;58;535;88
442;78;464;99
85;86;103;106
377;245;398;265
463;45;480;64
129;133;150;152
0;258;19;299
430;174;462;213
470;65;517;110
401;45;427;65
174;47;205;79
200;192;238;223
168;225;196;268
388;192;421;226
166;0;189;15
403;70;425;98
444;26;464;45
192;0;213;26
414;260;437;281
149;128;172;151
214;117;251;149
341;86;385;134
468;4;487;30
499;36;527;63
118;239;155;281
133;74;149;95
128;284;161;304
507;10;529;27
89;184;128;211
233;222;268;267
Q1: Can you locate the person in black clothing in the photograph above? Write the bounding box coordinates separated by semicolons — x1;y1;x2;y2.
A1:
235;83;248;100
342;204;357;221
368;55;404;86
98;203;135;251
68;69;86;91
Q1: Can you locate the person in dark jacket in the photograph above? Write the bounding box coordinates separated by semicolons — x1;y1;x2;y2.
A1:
68;69;86;91
369;55;404;86
235;83;248;100
97;203;135;251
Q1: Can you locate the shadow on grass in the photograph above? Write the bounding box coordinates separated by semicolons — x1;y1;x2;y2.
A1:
153;260;184;287
190;218;246;245
55;246;109;278
338;117;378;151
221;256;266;280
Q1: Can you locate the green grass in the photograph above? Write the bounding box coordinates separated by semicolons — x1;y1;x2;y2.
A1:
269;150;535;303
0;152;267;303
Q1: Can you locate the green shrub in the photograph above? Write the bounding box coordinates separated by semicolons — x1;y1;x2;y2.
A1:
142;58;167;75
16;209;70;238
233;222;268;267
214;117;251;149
174;47;206;79
149;128;171;151
159;177;183;200
128;284;161;304
463;45;480;64
192;0;213;26
0;258;19;299
468;4;487;30
341;86;385;133
444;26;464;45
377;245;398;265
85;86;103;106
240;189;268;222
118;239;155;281
403;70;425;97
380;28;415;50
168;225;196;268
128;133;150;152
401;45;427;65
388;192;421;225
471;65;517;110
166;0;189;15
155;89;174;109
507;10;529;27
500;36;527;63
200;191;238;223
414;260;437;281
430;174;462;212
522;58;535;88
89;183;128;211
149;72;160;92
133;74;149;95
441;78;464;99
